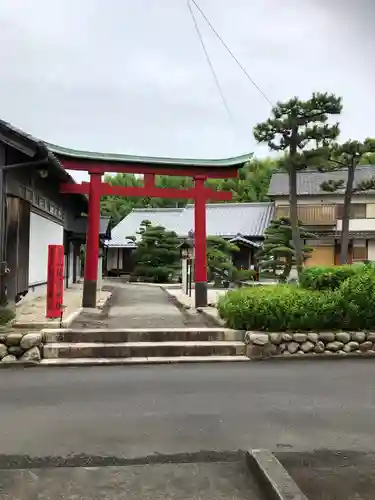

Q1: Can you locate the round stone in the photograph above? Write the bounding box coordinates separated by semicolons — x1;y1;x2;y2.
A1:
20;333;42;350
314;341;325;354
318;332;335;343
300;341;315;353
0;344;7;359
7;346;24;358
248;333;269;346
4;333;23;347
366;333;375;343
293;333;308;343
20;346;41;362
335;332;351;344
269;333;283;345
282;333;293;342
345;341;359;352
288;342;299;354
307;333;319;343
326;341;344;352
352;332;366;343
359;341;373;352
278;343;287;354
2;354;17;363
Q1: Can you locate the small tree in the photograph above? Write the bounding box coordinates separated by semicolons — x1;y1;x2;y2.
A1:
254;93;342;276
130;220;180;283
206;236;239;286
257;217;314;282
320;139;375;264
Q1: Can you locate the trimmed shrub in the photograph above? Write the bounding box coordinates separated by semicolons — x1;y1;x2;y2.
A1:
299;264;364;291
339;266;375;330
217;285;342;331
218;266;375;332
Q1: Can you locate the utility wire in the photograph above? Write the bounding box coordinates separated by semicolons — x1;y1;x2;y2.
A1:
189;0;273;107
186;0;239;137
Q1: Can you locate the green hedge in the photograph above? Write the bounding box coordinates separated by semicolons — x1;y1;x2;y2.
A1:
218;267;375;331
299;264;365;291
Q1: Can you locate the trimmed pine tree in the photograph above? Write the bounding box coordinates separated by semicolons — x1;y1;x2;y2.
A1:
130;220;180;283
257;217;314;282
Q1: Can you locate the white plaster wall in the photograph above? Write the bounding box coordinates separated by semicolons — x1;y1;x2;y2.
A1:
366;204;375;218
368;240;375;261
107;247;121;270
336;219;375;232
68;243;74;285
28;212;64;286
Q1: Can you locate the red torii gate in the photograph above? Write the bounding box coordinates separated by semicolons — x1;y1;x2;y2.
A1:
52;146;249;309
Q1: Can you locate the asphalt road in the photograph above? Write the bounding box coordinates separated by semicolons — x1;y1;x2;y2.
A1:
1;360;375;462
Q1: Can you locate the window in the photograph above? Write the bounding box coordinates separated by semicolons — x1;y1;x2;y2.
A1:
337;204;366;219
352;239;367;262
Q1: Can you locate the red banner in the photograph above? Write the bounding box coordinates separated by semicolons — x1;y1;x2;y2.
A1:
46;245;64;318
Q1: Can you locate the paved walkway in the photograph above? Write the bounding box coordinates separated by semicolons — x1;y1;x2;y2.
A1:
0;461;263;500
71;283;209;329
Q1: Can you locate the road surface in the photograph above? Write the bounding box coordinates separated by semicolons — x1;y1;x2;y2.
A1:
1;360;375;462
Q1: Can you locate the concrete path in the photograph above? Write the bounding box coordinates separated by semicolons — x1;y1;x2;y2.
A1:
0;461;264;500
72;283;209;329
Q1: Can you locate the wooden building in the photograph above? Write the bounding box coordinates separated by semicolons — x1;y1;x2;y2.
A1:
105;202;274;276
0;119;110;304
268;167;375;266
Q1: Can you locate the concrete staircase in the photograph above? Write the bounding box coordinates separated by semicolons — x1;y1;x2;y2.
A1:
41;328;248;365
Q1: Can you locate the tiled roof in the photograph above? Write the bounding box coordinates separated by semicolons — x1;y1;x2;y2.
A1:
268;166;375;196
47;142;252;168
107;203;274;247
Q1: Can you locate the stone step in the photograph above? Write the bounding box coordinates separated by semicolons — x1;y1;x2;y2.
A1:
43;341;246;359
40;355;250;366
42;328;244;344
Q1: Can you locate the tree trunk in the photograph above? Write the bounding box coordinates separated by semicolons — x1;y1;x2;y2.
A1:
289;167;303;276
340;165;355;264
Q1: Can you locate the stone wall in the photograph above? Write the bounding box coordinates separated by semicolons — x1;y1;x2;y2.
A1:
246;331;375;359
0;332;42;363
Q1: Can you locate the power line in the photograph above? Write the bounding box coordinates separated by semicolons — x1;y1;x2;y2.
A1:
189;0;273;107
186;0;239;136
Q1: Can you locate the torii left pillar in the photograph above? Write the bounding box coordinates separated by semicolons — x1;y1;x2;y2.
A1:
194;176;208;308
82;172;101;308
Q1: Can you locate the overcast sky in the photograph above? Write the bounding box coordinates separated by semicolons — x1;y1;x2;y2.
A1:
0;0;374;181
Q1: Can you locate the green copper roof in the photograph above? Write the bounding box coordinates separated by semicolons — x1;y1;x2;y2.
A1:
46;142;252;168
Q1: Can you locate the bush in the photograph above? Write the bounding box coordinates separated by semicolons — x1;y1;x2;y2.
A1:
339;267;375;330
299;264;365;291
217;285;341;331
218;266;375;331
0;306;15;326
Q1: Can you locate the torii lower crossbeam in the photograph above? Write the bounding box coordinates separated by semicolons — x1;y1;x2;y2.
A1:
61;174;233;309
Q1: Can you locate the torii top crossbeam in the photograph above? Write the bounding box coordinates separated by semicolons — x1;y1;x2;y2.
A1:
50;143;251;308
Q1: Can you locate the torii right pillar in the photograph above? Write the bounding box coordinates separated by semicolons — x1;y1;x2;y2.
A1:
193;176;208;308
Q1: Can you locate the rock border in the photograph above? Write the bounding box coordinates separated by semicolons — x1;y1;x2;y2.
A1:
246;331;375;360
0;332;42;365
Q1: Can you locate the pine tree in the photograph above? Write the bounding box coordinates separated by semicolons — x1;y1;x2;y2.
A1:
206;236;239;286
254;93;342;276
257;217;314;282
320;139;375;263
130;221;180;283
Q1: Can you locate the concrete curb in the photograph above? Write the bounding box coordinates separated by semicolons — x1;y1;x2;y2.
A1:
251;351;375;361
197;306;226;327
0;361;40;369
246;449;308;500
160;286;192;310
39;356;250;367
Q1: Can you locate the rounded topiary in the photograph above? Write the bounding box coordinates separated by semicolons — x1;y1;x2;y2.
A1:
0;307;15;326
